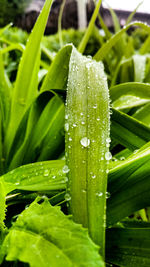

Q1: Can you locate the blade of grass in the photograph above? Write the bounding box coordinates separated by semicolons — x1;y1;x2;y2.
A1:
110;82;150;102
94;21;150;61
78;0;102;53
5;0;54;156
111;108;150;150
40;44;73;92
106;224;150;266
65;47;110;257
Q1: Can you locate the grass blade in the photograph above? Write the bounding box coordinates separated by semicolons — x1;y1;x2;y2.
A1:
94;21;150;61
40;44;73;92
5;0;54;156
65;47;110;257
106;223;150;266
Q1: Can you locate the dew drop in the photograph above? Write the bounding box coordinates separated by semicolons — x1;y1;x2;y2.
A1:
62;165;70;174
65;193;71;201
106;192;111;199
96;192;103;197
52;175;56;179
105;152;112;160
64;123;69;132
44;169;49;177
15;182;20;186
69;137;72;142
106;137;111;143
73;123;77;127
92;175;96;179
93;104;97;109
65;114;69;120
80;137;90;147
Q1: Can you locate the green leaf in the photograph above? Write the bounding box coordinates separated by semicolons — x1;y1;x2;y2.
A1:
7;92;65;170
106;222;150;266
40;44;73;92
133;103;150;127
0;199;104;267
94;21;150;61
107;143;150;226
0;181;6;231
133;55;146;82
65;47;110;256
78;0;102;53
111;108;150;150
5;0;54;156
110;82;150;102
1;160;66;193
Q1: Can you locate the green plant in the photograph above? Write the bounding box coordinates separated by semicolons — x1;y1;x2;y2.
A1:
0;0;150;266
0;0;32;26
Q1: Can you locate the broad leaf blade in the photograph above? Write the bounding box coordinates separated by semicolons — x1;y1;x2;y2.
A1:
0;199;104;267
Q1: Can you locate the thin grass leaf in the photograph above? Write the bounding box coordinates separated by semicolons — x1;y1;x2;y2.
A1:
107;154;150;226
0;160;66;193
140;35;150;54
94;21;150;61
78;0;102;53
133;103;150;126
5;0;54;156
41;44;73;92
106;222;150;266
0;53;11;132
133;54;146;82
110;82;150;102
108;142;150;194
126;1;143;25
0;182;6;231
111;108;150;150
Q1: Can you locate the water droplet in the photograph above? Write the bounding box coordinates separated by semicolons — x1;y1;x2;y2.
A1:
64;123;69;132
73;123;77;127
82;189;86;193
52;175;56;179
105;152;112;160
15;182;20;186
65;114;68;120
69;137;72;142
80;137;90;147
62;165;70;174
97;117;100;121
65;193;71;201
106;137;111;143
81;121;85;125
64;177;68;182
120;156;125;161
80;112;84;116
106;192;111;199
44;169;49;177
93;104;97;109
92;175;96;179
96;192;103;197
